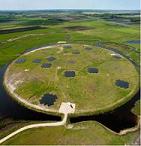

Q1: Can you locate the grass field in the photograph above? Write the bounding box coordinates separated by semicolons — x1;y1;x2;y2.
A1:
0;19;140;67
5;44;139;115
3;121;139;145
0;11;140;145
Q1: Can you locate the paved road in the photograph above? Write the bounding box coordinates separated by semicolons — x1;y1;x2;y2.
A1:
0;113;67;144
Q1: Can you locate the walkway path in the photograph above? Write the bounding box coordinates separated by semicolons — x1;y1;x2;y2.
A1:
1;44;76;144
0;113;68;144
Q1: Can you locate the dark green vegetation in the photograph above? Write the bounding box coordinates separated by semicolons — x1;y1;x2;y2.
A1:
0;26;46;34
0;10;140;145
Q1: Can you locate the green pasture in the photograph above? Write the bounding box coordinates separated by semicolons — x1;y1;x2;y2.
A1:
3;121;139;145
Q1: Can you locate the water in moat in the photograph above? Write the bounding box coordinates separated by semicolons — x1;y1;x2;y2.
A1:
70;91;140;133
127;40;141;44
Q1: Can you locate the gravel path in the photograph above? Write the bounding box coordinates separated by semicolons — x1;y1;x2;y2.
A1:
0;113;68;144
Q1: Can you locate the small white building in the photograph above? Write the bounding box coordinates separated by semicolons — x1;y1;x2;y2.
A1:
59;102;75;114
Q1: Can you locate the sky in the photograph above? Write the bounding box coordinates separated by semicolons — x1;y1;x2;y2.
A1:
0;0;140;10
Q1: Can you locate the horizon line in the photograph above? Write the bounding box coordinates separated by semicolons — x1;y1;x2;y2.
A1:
0;8;140;11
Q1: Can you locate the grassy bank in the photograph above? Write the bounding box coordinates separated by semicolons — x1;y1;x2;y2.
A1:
3;121;139;145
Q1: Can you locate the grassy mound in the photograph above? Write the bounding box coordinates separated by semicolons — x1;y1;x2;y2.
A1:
4;44;139;115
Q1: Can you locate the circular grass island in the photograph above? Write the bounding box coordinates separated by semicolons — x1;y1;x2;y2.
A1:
4;44;139;116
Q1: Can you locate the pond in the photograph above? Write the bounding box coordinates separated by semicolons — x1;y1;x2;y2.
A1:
64;71;75;77
15;58;26;64
32;59;41;63
41;63;52;68
88;67;99;73
40;94;57;106
47;56;56;62
115;80;129;89
127;40;141;44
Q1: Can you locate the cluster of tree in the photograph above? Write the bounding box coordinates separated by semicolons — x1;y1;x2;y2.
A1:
0;15;16;23
24;18;67;26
